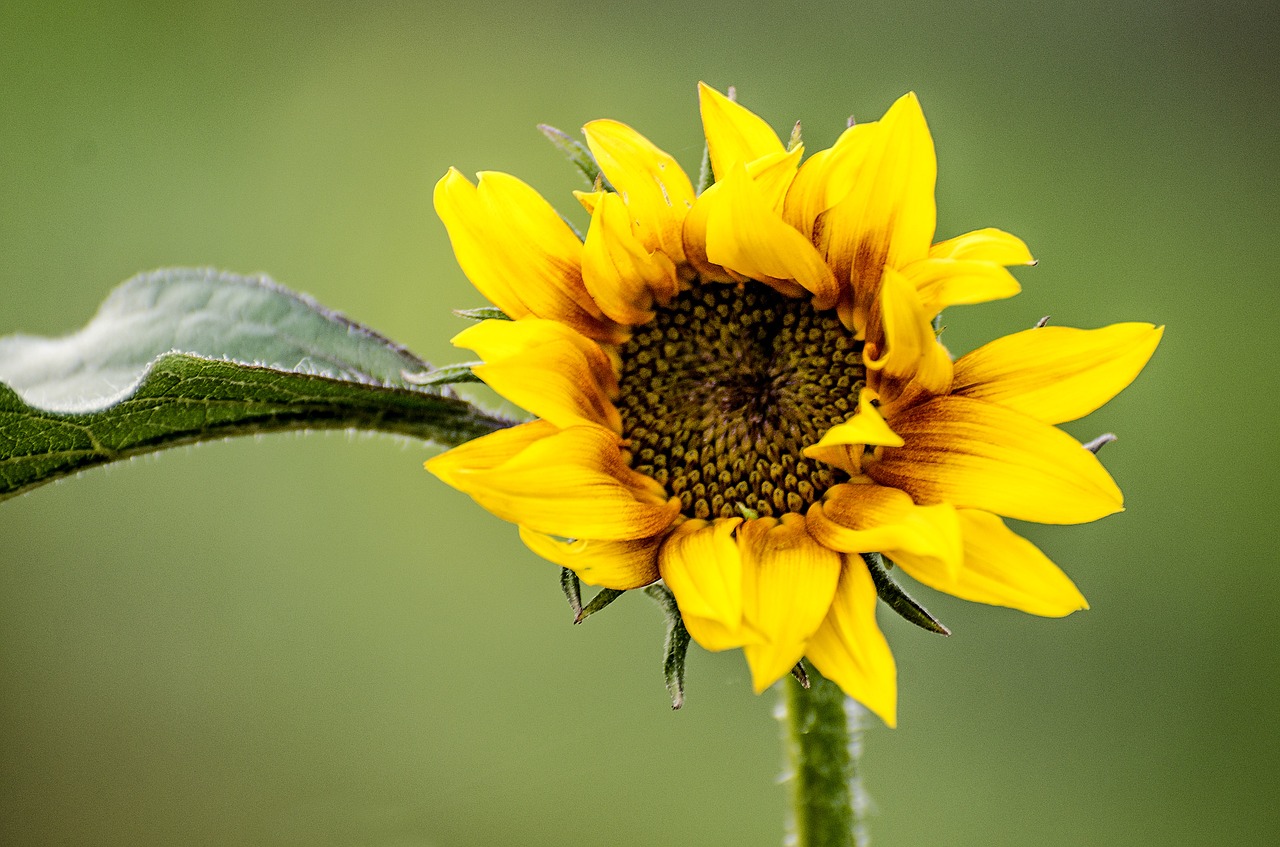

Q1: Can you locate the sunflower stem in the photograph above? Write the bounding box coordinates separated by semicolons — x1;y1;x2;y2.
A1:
781;667;867;847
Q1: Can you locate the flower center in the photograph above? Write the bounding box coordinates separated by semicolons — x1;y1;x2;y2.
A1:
617;282;866;521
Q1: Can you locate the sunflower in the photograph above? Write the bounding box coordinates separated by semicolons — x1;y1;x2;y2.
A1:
427;83;1161;726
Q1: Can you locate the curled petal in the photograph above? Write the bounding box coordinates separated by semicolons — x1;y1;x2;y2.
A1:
865;267;954;398
737;515;842;692
804;388;903;474
453;318;621;432
866;395;1124;524
427;424;680;540
805;483;963;580
698;82;786;179
433;169;622;343
659;518;758;650
519;527;666;590
953;323;1164;425
805;556;898;727
903;228;1033;317
582;119;695;264
582;191;681;325
894;510;1089;617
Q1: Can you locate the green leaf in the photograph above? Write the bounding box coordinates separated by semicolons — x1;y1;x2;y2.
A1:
0;268;509;500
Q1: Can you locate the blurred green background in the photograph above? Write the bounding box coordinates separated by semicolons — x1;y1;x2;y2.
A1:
2;1;1276;844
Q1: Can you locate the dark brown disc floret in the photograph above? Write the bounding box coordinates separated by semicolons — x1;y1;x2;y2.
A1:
616;282;866;521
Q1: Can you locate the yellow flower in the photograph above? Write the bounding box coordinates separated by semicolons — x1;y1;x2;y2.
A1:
427;83;1162;727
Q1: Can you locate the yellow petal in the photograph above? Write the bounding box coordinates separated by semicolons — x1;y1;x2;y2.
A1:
698;82;785;180
519;526;665;590
782;123;878;239
953;323;1164;425
428;424;680;540
703;163;838;308
433;169;622;343
681;183;760;285
452;318;621;433
902;228;1033;316
805;556;898;727
737;515;842;692
805;483;963;580
745;146;804;212
902;258;1022;317
866;395;1124;524
659;518;760;650
582;119;695;264
806;388;904;451
581;191;680;325
817;94;937;332
426;419;558;476
930;227;1034;264
894;510;1088;617
864;268;954;414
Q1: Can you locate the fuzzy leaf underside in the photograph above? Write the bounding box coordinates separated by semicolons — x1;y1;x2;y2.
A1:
0;269;507;500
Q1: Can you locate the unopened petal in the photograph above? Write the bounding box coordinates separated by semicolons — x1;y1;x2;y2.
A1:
805;557;898;727
894;510;1089;617
953;323;1164;425
519;527;665;590
737;515;842;692
866;395;1125;524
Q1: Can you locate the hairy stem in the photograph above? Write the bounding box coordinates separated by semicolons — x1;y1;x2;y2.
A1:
782;667;867;847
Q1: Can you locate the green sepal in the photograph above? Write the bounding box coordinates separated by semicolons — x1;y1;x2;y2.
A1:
574;587;625;624
643;582;692;710
537;123;602;188
452;307;512;322
1082;432;1117;454
559;568;583;620
786;120;803;153
862;552;951;636
696;139;714;195
402;362;484;387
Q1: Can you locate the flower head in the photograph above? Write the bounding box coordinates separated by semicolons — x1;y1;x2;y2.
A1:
428;84;1161;726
